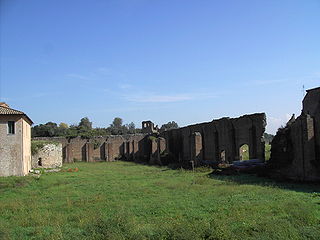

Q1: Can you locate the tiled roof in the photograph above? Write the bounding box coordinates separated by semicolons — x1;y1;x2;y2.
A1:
0;106;33;124
0;106;24;115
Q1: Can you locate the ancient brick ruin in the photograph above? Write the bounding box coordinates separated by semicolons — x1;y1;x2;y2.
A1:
33;113;267;168
269;87;320;181
160;113;266;167
30;87;320;181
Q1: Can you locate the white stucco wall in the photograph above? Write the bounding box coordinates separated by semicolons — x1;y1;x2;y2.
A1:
0;116;31;176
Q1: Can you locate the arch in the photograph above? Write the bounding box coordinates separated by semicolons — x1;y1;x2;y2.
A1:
239;144;249;161
220;150;226;162
38;157;42;167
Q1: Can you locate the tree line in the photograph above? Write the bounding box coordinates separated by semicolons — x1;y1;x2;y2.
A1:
32;117;179;138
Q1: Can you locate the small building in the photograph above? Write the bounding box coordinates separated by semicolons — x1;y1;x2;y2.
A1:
0;102;33;176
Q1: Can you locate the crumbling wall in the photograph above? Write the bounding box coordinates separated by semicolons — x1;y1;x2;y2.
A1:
32;143;62;168
161;113;266;167
269;87;320;181
32;113;266;168
33;134;148;163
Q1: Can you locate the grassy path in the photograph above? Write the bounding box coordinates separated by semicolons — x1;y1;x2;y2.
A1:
0;162;319;239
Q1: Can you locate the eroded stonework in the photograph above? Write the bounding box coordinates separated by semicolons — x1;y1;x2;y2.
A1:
32;143;63;169
269;87;320;181
160;113;266;167
34;113;266;169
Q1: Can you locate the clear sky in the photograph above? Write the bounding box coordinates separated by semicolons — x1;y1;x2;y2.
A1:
1;0;319;134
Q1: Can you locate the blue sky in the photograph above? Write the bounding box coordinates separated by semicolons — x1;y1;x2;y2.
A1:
1;0;319;134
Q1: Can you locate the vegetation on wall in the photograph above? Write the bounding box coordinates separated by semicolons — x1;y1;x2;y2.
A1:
160;121;179;131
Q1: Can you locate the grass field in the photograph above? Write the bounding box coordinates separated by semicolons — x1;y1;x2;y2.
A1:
0;162;319;240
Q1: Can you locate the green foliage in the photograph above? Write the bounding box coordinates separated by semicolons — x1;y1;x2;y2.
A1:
148;136;157;141
79;117;92;131
111;117;123;129
32;117;139;138
264;133;274;144
0;162;319;239
59;122;69;129
239;144;249;161
265;143;271;161
92;139;102;149
160;121;179;131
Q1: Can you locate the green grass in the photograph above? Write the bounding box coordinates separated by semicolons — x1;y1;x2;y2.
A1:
0;162;319;240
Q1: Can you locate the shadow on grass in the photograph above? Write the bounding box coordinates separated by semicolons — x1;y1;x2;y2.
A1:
208;173;320;194
120;159;320;194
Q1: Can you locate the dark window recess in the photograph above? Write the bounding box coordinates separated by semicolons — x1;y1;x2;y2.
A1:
8;121;15;134
38;158;42;166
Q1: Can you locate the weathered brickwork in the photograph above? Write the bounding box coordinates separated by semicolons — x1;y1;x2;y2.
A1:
34;134;148;163
160;113;266;167
33;113;266;169
269;87;320;181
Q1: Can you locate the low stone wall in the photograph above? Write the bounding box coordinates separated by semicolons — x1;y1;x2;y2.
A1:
33;134;149;163
32;143;63;168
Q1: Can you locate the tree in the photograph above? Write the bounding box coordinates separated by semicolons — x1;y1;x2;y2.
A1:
59;122;69;129
111;117;123;129
109;117;124;135
31;122;58;137
127;122;136;134
160;121;179;131
78;117;92;130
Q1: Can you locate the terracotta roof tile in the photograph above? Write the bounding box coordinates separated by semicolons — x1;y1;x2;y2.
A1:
0;106;33;124
0;106;24;115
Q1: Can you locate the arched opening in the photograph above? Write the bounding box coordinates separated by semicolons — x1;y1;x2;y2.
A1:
220;150;226;163
38;157;42;167
239;144;249;161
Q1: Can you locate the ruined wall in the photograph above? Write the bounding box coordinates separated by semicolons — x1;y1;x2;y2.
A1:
32;143;63;168
32;113;266;168
270;87;320;181
161;113;266;167
33;134;148;163
302;87;320;164
0;116;31;176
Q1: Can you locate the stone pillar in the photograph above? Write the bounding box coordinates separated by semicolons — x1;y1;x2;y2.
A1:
133;140;139;162
126;141;131;160
132;140;135;161
85;143;94;162
149;139;158;164
302;115;316;179
190;132;203;167
158;137;166;153
66;144;74;163
107;143;113;161
155;137;166;165
104;143;109;161
122;142;127;158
